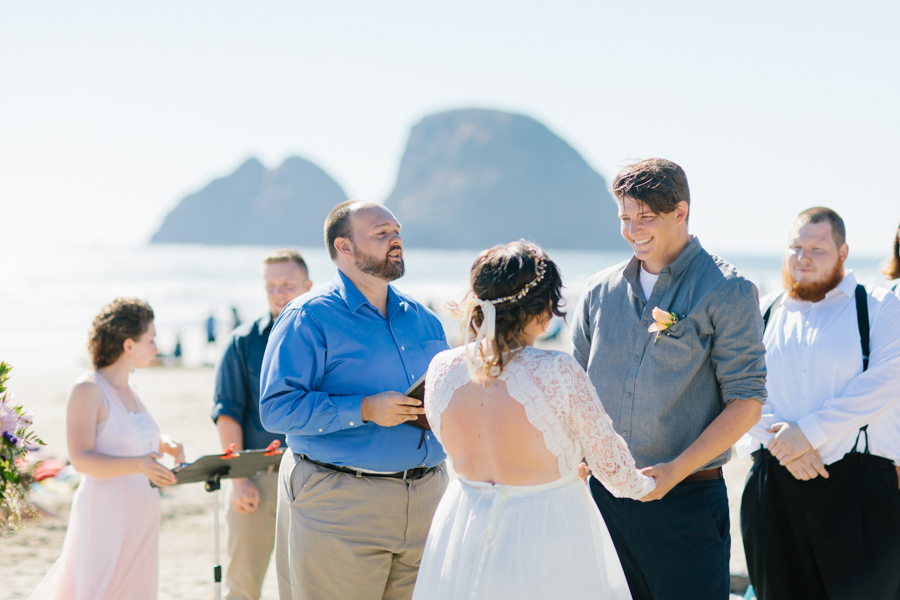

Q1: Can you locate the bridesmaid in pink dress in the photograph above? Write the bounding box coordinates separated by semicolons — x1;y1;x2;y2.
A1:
31;298;185;600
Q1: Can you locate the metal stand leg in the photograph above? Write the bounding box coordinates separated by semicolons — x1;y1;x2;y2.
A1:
206;474;224;600
214;486;222;600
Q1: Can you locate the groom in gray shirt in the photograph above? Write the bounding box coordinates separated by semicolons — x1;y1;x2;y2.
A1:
571;158;767;600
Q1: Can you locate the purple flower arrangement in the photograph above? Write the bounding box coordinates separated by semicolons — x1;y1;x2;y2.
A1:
0;362;45;531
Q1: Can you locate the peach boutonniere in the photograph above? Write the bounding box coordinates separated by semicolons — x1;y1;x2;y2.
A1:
648;307;679;343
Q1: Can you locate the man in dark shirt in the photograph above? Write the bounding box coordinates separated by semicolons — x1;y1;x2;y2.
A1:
211;249;312;600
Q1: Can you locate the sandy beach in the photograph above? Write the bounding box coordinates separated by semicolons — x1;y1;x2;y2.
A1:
4;363;752;599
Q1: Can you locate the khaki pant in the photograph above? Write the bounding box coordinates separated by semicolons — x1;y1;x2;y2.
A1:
226;469;278;600
275;452;447;600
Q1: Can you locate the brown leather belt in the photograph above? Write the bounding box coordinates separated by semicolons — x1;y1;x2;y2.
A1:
679;467;723;484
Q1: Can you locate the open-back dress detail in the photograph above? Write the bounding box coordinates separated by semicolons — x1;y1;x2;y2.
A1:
412;346;655;600
30;373;162;600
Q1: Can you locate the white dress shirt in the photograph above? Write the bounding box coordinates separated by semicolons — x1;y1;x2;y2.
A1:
736;271;900;465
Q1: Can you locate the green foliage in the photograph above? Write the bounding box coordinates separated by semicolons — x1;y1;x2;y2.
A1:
0;362;46;532
0;361;9;394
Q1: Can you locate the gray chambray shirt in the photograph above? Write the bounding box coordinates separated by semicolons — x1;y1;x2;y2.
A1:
571;237;767;471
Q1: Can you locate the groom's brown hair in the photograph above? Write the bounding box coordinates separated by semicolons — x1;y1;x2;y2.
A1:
612;158;690;218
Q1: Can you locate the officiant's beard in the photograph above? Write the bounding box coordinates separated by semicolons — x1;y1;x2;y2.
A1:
782;257;845;302
353;244;405;282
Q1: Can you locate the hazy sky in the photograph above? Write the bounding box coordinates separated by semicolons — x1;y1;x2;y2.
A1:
2;2;898;255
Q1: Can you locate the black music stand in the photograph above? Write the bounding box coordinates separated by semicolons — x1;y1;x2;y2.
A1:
165;444;284;600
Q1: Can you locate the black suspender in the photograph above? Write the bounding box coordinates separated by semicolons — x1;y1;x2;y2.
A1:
762;284;870;373
761;293;784;331
855;284;870;371
852;285;871;447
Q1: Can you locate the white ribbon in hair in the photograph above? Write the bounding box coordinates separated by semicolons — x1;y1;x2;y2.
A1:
464;298;497;380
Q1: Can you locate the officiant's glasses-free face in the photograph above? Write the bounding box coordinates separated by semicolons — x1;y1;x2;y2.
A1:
349;206;405;282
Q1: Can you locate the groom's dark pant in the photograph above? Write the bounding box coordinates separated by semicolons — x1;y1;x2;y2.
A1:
590;476;730;600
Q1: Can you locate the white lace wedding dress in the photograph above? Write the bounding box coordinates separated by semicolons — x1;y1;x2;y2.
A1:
412;346;655;600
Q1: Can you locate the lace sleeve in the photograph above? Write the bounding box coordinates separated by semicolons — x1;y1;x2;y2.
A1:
556;355;655;499
423;349;470;447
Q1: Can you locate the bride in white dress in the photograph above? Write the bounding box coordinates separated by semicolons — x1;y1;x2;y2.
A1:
413;241;655;600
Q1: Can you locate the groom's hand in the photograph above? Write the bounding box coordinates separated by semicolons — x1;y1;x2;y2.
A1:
361;392;425;427
638;461;689;502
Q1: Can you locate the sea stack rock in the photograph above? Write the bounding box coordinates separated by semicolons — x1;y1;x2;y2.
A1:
384;108;624;250
151;156;347;246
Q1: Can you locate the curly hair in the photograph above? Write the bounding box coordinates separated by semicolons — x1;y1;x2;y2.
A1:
457;241;565;377
87;298;155;369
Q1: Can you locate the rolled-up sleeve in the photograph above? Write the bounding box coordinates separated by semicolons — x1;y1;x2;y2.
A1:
211;336;248;425
709;281;768;405
259;308;365;436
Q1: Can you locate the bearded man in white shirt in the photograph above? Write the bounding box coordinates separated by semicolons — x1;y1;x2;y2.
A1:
737;207;900;600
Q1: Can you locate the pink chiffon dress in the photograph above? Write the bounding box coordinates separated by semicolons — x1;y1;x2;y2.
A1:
30;372;162;600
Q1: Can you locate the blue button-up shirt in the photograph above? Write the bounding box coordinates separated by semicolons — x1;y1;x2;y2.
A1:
259;270;449;471
211;314;286;451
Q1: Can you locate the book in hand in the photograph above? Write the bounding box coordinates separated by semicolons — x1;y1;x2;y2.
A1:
405;373;430;431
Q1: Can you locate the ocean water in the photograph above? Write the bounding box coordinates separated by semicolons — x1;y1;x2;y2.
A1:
0;240;892;371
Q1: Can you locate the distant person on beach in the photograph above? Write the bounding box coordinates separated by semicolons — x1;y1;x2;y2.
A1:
737;207;900;600
30;298;185;600
207;312;217;344
173;333;183;366
260;201;449;600
571;158;767;599
231;306;242;330
205;311;219;365
212;249;312;600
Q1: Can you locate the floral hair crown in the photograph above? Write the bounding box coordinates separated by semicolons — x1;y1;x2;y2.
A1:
464;255;548;379
477;255;548;306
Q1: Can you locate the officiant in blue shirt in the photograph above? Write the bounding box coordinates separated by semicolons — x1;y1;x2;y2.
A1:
260;200;449;600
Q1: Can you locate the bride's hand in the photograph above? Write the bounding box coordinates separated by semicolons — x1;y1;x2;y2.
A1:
577;462;591;483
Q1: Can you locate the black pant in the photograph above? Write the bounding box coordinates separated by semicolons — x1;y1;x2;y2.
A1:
590;476;731;600
741;449;900;600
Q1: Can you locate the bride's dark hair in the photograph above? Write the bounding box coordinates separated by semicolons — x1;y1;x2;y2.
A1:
457;240;565;376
